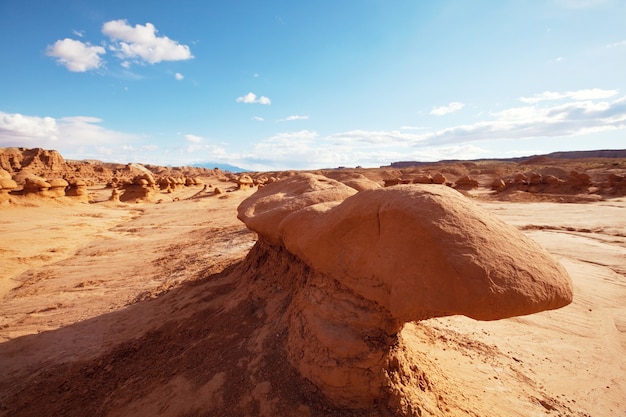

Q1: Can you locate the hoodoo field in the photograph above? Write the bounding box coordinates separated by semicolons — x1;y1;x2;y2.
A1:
0;147;625;416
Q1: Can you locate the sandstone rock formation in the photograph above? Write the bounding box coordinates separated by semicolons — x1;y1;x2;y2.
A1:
0;168;17;202
237;174;573;410
431;172;447;184
0;147;65;174
454;175;479;189
119;174;158;203
237;174;255;190
47;178;69;198
19;173;51;196
65;179;89;201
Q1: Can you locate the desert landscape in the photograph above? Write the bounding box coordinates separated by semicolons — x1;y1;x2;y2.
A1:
0;147;625;417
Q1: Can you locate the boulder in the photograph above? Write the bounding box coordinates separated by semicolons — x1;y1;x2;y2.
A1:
491;178;506;191
431;172;447;184
454;175;479;189
412;174;432;184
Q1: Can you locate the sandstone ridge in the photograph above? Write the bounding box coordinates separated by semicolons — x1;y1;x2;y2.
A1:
237;173;574;411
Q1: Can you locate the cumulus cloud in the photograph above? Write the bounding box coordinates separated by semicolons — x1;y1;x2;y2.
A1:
0;111;140;150
185;134;203;143
236;92;271;105
279;115;309;122
175;72;184;80
430;101;465;116
253;116;265;122
46;38;106;72
102;19;193;65
519;88;618;103
0;112;58;141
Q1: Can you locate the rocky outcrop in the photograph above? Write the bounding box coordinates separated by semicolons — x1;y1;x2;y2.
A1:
119;174;158;203
492;170;596;195
0;148;65;174
237;174;573;410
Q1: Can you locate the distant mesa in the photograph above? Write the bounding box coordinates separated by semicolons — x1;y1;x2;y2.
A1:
238;173;573;410
386;149;626;169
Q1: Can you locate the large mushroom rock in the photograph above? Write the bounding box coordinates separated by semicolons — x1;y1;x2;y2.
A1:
237;180;573;410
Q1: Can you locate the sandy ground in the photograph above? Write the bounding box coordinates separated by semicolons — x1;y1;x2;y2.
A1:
0;185;624;416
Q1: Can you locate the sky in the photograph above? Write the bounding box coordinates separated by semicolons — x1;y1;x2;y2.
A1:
0;0;625;171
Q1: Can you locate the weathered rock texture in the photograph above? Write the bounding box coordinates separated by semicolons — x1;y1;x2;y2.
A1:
237;173;573;410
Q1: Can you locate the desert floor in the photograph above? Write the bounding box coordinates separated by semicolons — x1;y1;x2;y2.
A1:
0;184;624;416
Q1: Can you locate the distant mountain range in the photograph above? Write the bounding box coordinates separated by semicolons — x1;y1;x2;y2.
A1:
388;149;626;169
191;162;248;173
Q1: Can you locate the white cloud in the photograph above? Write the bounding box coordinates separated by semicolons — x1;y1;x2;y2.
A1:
519;88;618;103
185;134;203;143
253;116;265;122
607;40;626;48
279;115;309;122
46;38;106;72
328;129;419;145
416;95;626;145
102;19;193;65
175;72;184;80
72;30;85;38
0;112;141;150
0;112;58;141
430;101;465;116
236;92;271;105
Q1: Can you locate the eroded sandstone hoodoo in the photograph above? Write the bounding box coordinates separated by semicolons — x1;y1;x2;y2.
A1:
237;173;573;410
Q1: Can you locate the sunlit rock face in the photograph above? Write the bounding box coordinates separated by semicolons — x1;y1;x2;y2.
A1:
238;173;573;408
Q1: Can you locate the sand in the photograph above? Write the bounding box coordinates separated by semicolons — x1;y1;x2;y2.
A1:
0;183;624;416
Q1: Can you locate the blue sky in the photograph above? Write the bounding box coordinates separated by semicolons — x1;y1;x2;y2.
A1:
1;0;625;170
